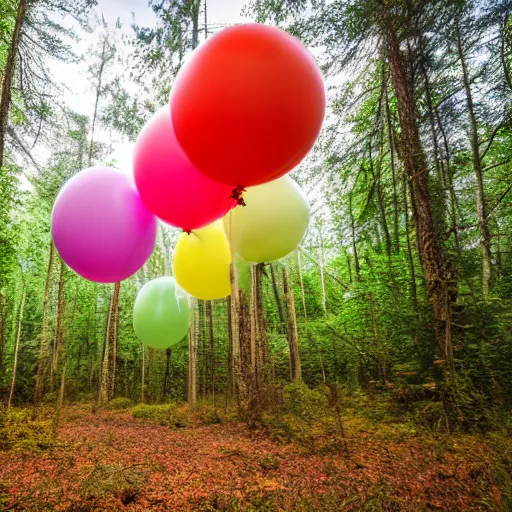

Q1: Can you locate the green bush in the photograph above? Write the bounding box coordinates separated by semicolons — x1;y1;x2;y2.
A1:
283;382;328;421
132;404;187;428
0;408;54;451
105;397;132;410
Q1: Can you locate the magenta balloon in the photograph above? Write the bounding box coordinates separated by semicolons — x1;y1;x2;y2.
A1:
133;106;236;231
51;166;157;283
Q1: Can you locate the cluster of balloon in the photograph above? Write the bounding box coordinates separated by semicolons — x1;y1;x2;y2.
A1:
50;22;324;352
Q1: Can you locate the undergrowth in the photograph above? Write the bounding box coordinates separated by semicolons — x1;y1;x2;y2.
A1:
0;407;54;451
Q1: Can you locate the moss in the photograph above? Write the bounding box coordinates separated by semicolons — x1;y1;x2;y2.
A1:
105;397;132;410
132;404;188;428
0;407;54;452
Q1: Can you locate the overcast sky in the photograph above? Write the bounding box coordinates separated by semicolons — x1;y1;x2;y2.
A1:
42;0;251;175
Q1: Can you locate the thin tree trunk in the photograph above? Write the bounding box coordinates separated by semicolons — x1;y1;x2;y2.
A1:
385;83;400;253
348;192;361;279
456;25;492;298
141;342;145;403
88;39;108;166
162;348;172;401
187;299;198;406
402;173;418;307
296;250;307;319
269;264;285;325
318;232;327;313
230;264;241;402
98;282;120;404
0;294;6;377
206;301;215;406
7;288;25;410
34;241;56;404
52;360;67;435
51;259;66;390
282;266;301;382
0;0;26;170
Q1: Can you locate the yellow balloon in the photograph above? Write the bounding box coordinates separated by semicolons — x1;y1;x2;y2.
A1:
224;176;310;263
173;221;232;300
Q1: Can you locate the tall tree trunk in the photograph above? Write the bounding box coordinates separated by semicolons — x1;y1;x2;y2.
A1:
282;266;302;382
348;192;361;279
0;294;6;378
318;232;327;313
0;0;26;170
50;259;66;390
296;250;307;319
385;84;401;253
52;360;67;435
206;301;215;405
456;25;492;298
7;288;25;410
187;299;198;406
402;173;418;307
368;292;387;383
34;241;56;404
387;31;455;364
269;264;285;325
88;38;109;166
98;282;120;404
162;348;172;401
141;342;145;403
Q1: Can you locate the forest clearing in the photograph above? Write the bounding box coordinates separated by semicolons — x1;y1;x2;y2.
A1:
1;397;510;511
1;0;512;510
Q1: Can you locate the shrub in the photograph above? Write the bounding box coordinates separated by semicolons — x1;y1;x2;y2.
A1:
282;382;328;421
0;408;54;451
132;404;187;428
105;398;132;410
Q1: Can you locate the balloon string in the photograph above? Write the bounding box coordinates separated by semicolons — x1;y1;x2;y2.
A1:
230;186;246;206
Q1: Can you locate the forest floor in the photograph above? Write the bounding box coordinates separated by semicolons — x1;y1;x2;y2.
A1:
0;399;510;511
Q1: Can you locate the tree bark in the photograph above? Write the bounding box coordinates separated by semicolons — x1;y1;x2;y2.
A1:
34;241;56;404
50;258;66;390
206;301;215;405
318;231;327;313
0;0;26;170
162;348;172;401
282;266;302;382
387;30;455;363
348;192;361;279
7;288;25;410
269;263;285;325
187;299;198;406
456;25;492;298
98;282;120;404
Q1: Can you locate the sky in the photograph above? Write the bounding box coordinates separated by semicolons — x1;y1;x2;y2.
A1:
40;0;251;175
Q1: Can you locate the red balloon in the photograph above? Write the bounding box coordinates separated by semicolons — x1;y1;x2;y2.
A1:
170;23;325;188
133;106;236;232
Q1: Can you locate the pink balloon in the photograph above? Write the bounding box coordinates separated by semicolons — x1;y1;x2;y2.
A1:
133;106;236;231
51;166;157;283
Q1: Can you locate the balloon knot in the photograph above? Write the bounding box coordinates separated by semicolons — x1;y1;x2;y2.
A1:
184;229;192;235
230;186;246;207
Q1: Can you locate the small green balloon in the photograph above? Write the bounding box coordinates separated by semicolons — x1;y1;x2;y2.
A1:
133;277;190;349
224;175;310;263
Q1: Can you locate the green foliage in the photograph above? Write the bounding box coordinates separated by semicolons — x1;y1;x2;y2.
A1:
0;408;53;452
105;397;132;410
132;404;188;428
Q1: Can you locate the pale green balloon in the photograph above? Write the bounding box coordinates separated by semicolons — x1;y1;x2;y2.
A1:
133;277;190;349
224;176;310;263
